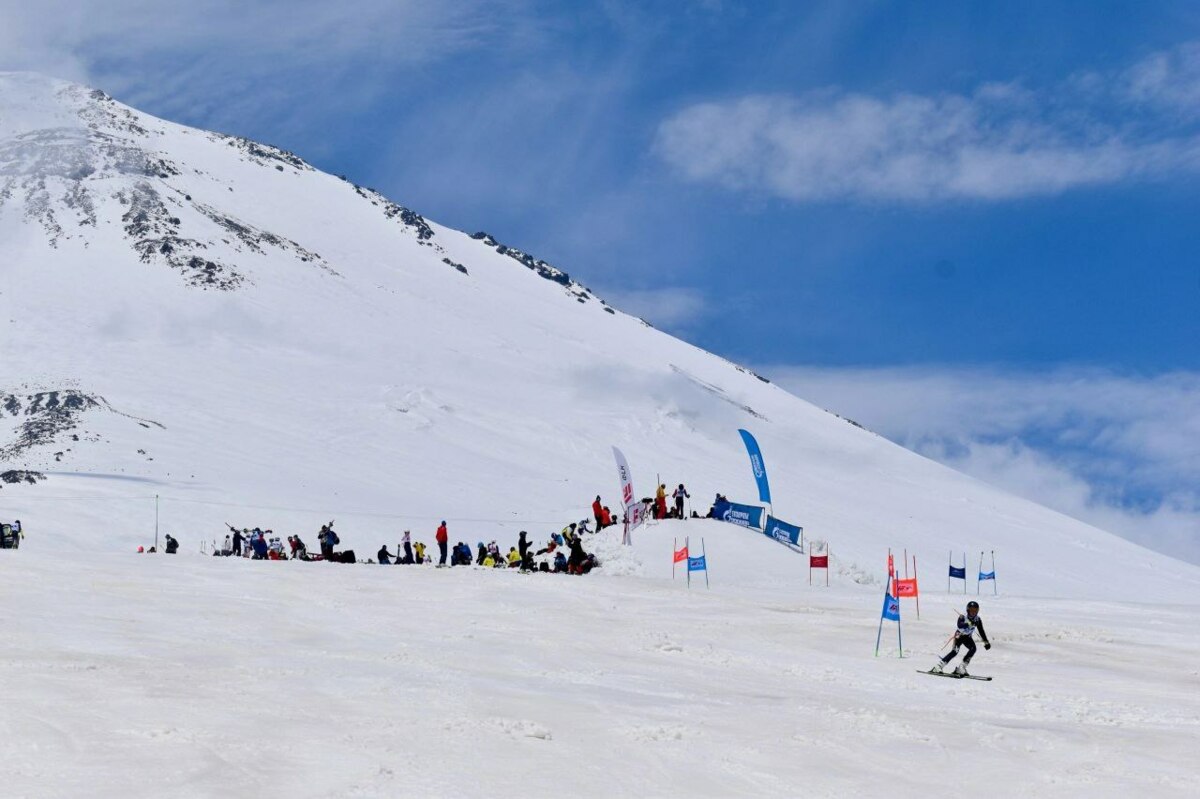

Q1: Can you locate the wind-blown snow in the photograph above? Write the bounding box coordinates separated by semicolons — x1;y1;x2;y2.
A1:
1;72;1199;796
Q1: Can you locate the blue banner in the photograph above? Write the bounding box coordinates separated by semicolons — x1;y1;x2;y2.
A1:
881;591;900;621
716;500;765;530
688;556;707;572
764;515;802;547
737;429;772;505
949;565;966;579
979;571;996;581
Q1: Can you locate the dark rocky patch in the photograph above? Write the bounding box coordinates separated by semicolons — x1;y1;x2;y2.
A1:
442;257;468;275
0;470;45;486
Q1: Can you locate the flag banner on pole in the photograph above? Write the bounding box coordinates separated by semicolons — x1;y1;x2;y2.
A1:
887;552;895;577
611;446;644;530
625;501;647;529
810;554;828;568
893;577;918;597
716;501;765;530
673;545;689;563
764;515;802;547
979;571;996;581
881;590;900;621
737;429;772;505
949;565;966;579
687;556;707;572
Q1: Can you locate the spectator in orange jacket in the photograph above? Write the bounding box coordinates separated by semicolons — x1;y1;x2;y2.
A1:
436;521;448;566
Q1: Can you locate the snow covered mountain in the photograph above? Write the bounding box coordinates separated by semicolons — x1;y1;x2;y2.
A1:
1;70;1197;601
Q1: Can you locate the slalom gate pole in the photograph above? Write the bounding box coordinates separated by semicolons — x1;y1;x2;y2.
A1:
913;554;920;619
992;550;997;596
673;537;677;580
962;552;967;594
702;537;709;588
826;546;829;586
948;549;952;593
897;590;904;657
904;548;908;579
686;537;691;590
809;550;812;586
874;576;888;657
977;551;984;595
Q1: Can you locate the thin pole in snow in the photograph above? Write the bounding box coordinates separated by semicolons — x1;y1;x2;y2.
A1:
154;494;160;552
963;552;967;594
826;546;830;587
702;537;709;589
948;549;952;593
686;536;690;590
977;550;984;595
913;554;920;619
673;537;677;580
992;550;997;596
904;548;909;579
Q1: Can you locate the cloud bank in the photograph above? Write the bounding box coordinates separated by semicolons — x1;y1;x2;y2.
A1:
772;366;1200;564
656;42;1200;201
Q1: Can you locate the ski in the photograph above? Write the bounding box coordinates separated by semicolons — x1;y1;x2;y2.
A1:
917;669;992;681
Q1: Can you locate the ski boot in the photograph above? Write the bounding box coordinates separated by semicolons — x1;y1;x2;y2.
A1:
953;663;969;677
929;661;945;674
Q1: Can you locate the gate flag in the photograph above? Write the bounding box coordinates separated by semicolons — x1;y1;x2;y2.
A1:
978;571;996;581
673;545;689;563
894;578;918;597
949;565;966;579
737;429;772;505
882;590;900;621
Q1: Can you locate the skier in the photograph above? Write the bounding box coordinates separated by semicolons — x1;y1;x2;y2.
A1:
592;496;604;530
673;484;690;519
436;521;448;566
931;601;992;676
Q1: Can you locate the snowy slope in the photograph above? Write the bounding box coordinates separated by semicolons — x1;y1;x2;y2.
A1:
1;70;1199;604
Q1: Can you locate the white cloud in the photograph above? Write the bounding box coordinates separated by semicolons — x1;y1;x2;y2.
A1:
769;365;1200;564
655;41;1200;202
601;286;709;330
0;0;514;132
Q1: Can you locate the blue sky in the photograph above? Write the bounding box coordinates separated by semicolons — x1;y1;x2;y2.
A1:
4;0;1199;562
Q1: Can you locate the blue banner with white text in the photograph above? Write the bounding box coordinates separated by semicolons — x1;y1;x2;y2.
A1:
949;565;966;579
764;515;802;547
737;429;772;505
716;500;765;530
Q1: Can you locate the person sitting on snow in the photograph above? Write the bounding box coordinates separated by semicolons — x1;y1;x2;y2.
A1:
377;545;394;564
413;541;427;564
506;547;521;568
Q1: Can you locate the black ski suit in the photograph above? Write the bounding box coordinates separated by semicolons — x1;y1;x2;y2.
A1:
940;613;990;666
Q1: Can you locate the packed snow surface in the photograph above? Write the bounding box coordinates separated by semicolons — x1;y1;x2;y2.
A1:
2;72;1200;796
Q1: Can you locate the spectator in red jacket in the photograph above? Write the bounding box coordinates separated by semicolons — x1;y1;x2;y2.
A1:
592;496;604;529
436;521;449;566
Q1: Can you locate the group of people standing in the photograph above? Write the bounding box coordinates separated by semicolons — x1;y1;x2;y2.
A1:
206;501;605;576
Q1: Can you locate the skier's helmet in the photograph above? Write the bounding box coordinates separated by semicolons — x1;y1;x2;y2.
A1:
966;601;980;614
